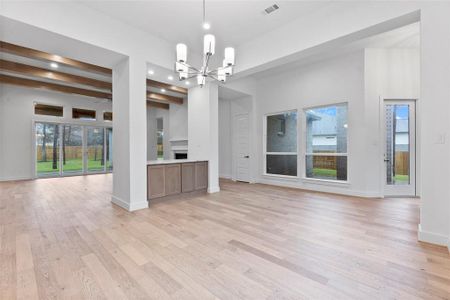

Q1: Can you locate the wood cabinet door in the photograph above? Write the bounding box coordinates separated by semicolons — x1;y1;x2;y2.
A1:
148;165;165;199
195;161;208;190
164;164;181;196
181;163;195;192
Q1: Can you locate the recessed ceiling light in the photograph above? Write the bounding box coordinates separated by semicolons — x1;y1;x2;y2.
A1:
161;88;166;93
148;70;154;75
50;62;59;69
168;75;174;81
202;22;211;30
185;81;190;85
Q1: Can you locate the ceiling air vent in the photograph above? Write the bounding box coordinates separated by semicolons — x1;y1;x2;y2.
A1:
264;4;280;15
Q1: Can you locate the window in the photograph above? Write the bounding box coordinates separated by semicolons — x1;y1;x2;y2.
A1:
73;108;96;120
265;111;297;176
305;103;348;181
34;104;63;117
103;112;113;121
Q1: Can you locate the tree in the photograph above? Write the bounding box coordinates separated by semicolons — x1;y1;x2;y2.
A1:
42;124;47;162
52;125;59;170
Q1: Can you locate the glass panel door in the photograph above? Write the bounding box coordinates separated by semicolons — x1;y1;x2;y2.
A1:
36;122;60;177
384;101;416;196
156;118;164;159
62;125;83;174
106;128;113;171
86;127;105;172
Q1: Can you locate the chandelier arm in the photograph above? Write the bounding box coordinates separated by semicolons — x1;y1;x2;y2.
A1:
203;54;212;75
208;74;224;84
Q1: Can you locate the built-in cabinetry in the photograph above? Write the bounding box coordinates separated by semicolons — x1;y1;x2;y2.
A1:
147;160;208;200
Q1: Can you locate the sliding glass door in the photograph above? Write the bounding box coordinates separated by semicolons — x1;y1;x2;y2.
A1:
62;125;83;175
106;128;113;171
35;123;112;178
36;122;60;177
87;127;105;172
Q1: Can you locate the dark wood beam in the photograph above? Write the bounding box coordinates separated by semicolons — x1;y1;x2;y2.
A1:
147;92;183;105
0;74;112;100
147;79;187;95
0;59;112;90
147;101;169;110
0;41;112;75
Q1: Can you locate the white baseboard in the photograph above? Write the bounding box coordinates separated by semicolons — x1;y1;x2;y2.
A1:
418;224;449;247
111;195;148;212
207;186;220;193
0;175;33;182
219;174;232;179
258;178;382;198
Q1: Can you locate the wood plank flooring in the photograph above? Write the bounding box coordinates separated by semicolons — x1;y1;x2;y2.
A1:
1;174;449;299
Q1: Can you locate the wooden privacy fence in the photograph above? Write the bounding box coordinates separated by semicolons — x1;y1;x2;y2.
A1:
395;152;409;175
312;152;409;174
37;146;104;161
313;156;336;170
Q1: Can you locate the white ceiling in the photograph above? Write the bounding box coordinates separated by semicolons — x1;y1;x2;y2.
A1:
80;1;330;54
252;22;420;79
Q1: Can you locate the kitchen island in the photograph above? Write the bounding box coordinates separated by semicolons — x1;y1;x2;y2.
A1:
147;160;208;200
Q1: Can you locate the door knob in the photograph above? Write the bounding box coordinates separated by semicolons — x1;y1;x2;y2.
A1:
244;155;249;158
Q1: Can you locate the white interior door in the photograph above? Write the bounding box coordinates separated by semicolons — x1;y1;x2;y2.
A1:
234;113;250;182
383;100;416;196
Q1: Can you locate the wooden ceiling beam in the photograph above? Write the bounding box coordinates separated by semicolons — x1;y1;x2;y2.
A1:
147;101;169;110
0;41;112;75
0;74;112;100
0;59;112;91
147;92;183;105
147;79;187;95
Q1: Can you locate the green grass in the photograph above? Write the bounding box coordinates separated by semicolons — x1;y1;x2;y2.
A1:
394;174;409;183
313;168;337;178
37;159;111;173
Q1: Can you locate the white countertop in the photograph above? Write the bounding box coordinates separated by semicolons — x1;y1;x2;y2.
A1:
147;159;207;165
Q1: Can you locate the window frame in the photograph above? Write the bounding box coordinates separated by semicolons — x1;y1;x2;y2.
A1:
302;102;349;183
263;109;299;178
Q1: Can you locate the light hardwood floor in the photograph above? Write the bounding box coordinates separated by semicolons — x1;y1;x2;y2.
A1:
1;174;449;299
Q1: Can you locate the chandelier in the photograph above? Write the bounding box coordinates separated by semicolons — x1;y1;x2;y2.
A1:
174;0;235;87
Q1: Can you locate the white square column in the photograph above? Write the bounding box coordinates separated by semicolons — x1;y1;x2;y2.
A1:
111;57;148;211
188;82;220;193
419;3;450;247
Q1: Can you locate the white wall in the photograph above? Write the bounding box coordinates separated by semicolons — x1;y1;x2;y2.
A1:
255;51;366;196
219;98;232;178
419;3;450;248
188;83;219;193
147;98;188;161
254;48;419;197
0;85;112;181
364;48;420;196
169;99;188;141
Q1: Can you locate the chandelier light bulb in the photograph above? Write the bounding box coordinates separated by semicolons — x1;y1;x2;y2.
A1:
203;34;215;56
175;62;188;73
179;72;188;80
197;74;205;86
218;74;226;82
176;43;187;63
224;47;235;66
224;66;233;76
